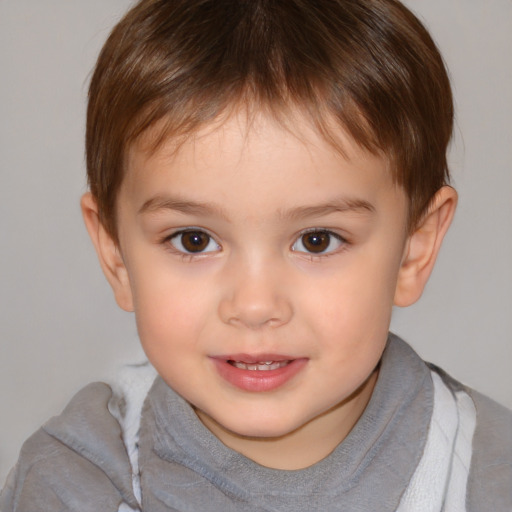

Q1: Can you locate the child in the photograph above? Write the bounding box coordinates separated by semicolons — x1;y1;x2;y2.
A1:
2;0;511;510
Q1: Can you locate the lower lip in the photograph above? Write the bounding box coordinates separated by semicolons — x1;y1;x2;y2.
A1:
211;358;308;392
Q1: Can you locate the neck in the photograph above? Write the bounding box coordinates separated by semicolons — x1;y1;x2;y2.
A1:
196;368;379;470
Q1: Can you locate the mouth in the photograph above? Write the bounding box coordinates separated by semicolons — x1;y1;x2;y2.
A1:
211;355;307;392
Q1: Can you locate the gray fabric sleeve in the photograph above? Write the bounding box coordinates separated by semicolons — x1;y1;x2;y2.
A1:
0;383;138;512
466;389;512;511
428;362;512;510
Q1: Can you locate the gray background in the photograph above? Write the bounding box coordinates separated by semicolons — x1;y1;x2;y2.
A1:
0;0;511;484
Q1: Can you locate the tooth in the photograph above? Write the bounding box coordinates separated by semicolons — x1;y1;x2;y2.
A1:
230;360;291;371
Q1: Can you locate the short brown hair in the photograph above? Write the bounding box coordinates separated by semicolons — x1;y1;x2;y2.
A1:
86;0;453;240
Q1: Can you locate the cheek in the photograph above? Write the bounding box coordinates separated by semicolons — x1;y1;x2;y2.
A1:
307;252;400;342
129;265;213;354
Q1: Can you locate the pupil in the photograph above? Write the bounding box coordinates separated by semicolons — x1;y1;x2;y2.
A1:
182;231;208;252
303;232;329;253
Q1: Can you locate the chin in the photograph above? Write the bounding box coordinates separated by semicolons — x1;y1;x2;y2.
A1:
218;413;307;440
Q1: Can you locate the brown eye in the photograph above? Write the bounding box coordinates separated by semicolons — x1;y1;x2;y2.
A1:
302;232;330;253
292;230;344;255
170;230;219;254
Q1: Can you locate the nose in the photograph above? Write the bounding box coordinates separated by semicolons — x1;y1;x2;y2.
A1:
218;259;293;330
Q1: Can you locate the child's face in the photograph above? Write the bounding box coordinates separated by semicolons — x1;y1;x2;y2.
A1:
114;111;409;463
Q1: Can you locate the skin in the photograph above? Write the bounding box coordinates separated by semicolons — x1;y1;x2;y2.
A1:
82;110;457;470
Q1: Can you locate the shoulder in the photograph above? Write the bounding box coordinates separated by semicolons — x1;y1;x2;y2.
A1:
388;335;512;508
466;388;512;510
390;337;512;460
429;362;512;452
0;381;142;512
429;362;512;509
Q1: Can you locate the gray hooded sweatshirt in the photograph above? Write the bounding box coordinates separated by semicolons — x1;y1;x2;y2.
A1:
1;334;511;511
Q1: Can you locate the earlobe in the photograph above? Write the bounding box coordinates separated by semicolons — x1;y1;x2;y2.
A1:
394;186;458;307
80;193;134;312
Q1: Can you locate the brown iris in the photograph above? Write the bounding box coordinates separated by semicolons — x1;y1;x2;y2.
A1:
179;231;211;252
301;231;331;253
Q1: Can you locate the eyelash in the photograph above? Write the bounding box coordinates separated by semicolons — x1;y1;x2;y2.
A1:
161;228;348;258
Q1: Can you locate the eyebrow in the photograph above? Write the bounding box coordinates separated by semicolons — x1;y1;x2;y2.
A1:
138;195;375;220
138;196;229;219
282;198;375;220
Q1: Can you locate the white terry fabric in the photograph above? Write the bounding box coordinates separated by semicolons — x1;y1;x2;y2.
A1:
442;391;477;511
107;362;157;511
396;371;477;512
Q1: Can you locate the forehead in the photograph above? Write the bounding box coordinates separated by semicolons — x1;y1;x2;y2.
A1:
128;108;389;175
121;109;402;220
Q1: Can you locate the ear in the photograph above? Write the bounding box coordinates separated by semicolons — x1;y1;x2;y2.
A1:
81;192;134;312
394;186;457;307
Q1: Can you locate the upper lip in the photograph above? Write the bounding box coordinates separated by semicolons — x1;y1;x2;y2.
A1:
211;353;297;363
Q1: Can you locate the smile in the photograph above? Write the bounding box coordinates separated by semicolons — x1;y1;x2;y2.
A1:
212;356;307;392
228;360;290;371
